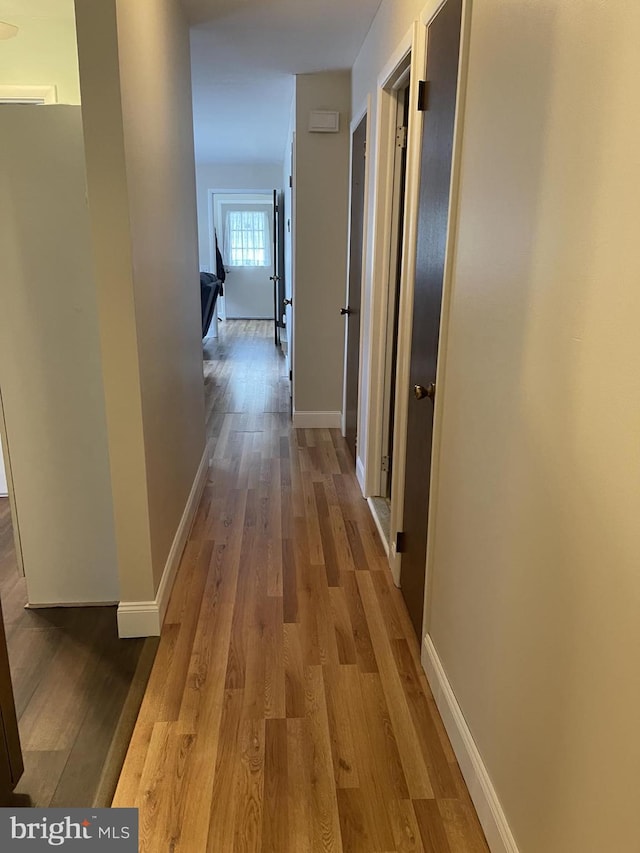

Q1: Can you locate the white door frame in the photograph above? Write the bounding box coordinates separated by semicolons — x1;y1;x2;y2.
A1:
379;71;411;501
208;188;275;322
359;22;428;583
342;96;372;492
361;0;471;592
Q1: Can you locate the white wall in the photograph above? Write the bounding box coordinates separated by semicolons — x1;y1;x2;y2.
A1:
428;2;640;850
75;0;206;611
294;72;351;422
355;1;640;851
0;1;81;104
0;106;118;604
114;0;206;591
195;162;283;270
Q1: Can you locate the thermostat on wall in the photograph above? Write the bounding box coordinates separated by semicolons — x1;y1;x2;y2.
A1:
308;111;340;133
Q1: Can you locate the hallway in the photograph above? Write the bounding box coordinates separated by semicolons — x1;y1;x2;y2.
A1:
114;320;488;852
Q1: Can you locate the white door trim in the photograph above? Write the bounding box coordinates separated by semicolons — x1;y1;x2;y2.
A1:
0;85;57;104
208;188;275;322
342;96;372;449
361;21;428;585
360;25;414;509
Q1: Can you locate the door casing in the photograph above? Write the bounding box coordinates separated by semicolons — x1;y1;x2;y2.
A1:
342;102;370;471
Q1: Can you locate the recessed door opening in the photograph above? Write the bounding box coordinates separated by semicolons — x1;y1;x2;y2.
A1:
343;113;368;463
208;191;275;325
381;81;411;501
400;0;464;638
369;65;412;544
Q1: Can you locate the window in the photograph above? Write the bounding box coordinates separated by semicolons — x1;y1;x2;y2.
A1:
223;210;271;267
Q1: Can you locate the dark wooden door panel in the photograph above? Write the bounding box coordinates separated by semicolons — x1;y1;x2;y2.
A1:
272;189;280;346
345;115;367;462
0;597;23;801
401;0;463;637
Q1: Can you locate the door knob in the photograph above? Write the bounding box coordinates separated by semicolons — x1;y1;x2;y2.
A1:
414;383;436;400
284;298;292;306
340;307;352;316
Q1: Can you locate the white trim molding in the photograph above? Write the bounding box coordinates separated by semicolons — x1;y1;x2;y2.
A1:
342;96;372;463
27;600;119;608
0;85;57;104
422;635;520;853
362;27;413;501
366;497;390;557
356;456;366;493
292;411;342;429
117;444;210;638
386;20;428;593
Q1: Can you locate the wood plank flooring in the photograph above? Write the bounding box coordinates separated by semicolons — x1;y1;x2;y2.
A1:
115;320;488;852
0;499;156;807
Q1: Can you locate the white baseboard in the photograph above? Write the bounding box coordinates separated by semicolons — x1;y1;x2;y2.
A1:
292;410;342;429
366;497;390;557
26;600;119;608
117;443;210;638
389;545;401;587
422;636;519;853
116;601;162;638
355;456;366;493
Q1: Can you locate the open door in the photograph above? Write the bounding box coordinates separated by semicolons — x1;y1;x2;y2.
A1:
381;83;411;498
400;0;463;638
343;114;367;462
271;189;286;347
284;140;295;413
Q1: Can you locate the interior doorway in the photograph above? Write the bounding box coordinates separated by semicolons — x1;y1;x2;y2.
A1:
343;113;367;462
210;191;276;322
380;80;411;500
400;0;464;638
367;51;413;548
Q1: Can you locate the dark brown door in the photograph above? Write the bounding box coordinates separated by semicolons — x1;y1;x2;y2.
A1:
401;0;463;638
344;115;367;461
271;189;285;347
0;597;22;802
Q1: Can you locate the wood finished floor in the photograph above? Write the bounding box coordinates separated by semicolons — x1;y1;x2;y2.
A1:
114;319;489;852
0;499;153;807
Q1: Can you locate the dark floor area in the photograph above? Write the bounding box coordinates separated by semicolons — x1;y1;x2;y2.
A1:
0;497;156;807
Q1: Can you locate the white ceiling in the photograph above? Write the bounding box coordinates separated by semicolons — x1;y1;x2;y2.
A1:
187;0;383;165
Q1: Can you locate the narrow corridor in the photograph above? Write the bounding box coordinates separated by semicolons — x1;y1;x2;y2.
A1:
114;320;488;852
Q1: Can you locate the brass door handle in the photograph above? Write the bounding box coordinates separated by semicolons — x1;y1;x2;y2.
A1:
414;383;435;400
340;307;352;316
